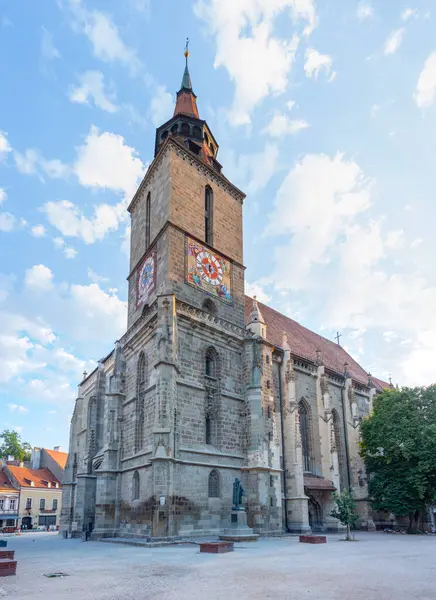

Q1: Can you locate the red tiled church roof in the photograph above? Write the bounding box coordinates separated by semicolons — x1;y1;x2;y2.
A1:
245;296;385;387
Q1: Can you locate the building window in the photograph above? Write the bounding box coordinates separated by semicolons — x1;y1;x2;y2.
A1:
267;406;272;419
145;192;151;249
132;470;140;500
135;352;147;452
270;475;274;487
181;122;190;136
0;499;3;509
205;416;212;445
52;499;58;511
205;347;218;378
208;470;220;498
40;498;45;511
299;400;313;473
268;431;273;442
266;354;270;364
9;499;16;510
205;186;213;245
26;498;32;509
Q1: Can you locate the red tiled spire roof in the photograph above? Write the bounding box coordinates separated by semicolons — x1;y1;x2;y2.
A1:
173;41;199;119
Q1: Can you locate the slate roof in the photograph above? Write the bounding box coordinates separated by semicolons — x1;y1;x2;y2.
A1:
7;466;61;489
44;448;68;470
245;296;388;387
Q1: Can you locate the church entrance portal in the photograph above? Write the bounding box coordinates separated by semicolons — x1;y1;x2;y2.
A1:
308;497;324;532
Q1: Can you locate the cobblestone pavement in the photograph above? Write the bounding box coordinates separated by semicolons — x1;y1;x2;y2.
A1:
1;532;435;600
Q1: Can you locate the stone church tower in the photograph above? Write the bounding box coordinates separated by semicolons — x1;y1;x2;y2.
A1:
61;51;386;539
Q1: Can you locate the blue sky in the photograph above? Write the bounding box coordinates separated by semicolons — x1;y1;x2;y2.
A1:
1;0;436;450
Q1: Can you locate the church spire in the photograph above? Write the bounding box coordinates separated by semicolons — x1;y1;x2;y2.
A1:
174;39;199;119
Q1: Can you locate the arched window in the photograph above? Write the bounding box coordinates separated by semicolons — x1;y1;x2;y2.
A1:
132;470;140;500
332;409;347;490
192;125;202;139
202;298;217;314
161;130;168;142
208;469;220;498
205;186;213;245
135;353;147;452
181;122;190;136
299;400;313;473
205;416;212;445
170;124;178;135
205;347;217;378
145;192;151;249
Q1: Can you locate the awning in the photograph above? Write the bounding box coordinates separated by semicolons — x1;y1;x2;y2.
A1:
304;476;336;492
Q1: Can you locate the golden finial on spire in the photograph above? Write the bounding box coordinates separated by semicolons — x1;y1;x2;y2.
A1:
184;37;190;59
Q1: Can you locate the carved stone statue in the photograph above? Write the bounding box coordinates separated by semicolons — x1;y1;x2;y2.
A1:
232;478;245;510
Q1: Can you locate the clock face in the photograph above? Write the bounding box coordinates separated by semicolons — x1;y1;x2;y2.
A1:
196;251;223;286
186;237;231;303
136;252;156;307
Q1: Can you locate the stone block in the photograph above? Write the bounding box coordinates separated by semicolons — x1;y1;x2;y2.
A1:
0;559;17;577
200;541;234;554
299;535;327;544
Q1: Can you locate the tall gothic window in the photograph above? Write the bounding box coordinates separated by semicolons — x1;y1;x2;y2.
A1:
205;416;212;445
299;399;313;473
132;470;140;500
208;469;220;498
205;186;213;245
135;352;147;452
205;347;217;378
145;192;151;249
332;409;347;490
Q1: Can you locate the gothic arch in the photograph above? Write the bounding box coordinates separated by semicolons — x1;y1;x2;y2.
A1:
208;469;220;498
205;186;213;245
145;192;151;249
298;398;314;473
204;346;220;447
205;346;219;378
132;470;140;500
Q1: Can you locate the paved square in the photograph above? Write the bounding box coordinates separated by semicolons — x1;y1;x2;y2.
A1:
1;532;435;600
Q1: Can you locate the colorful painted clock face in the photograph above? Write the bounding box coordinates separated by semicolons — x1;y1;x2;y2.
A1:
136;252;156;307
186;237;231;303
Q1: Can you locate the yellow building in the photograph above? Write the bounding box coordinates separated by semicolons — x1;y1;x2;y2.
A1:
0;468;20;531
4;465;62;529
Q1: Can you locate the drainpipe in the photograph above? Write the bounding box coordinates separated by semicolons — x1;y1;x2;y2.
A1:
340;377;352;490
277;351;289;533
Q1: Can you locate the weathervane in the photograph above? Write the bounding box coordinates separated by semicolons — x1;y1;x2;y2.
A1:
335;331;342;346
184;37;190;63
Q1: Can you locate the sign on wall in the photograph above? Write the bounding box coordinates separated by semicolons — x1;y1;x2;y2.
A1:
136;250;156;307
186;237;231;303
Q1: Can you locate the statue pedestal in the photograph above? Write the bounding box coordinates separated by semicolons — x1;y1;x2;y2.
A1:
219;510;259;542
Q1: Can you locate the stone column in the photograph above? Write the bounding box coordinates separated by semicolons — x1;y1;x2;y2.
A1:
282;336;310;533
151;294;179;537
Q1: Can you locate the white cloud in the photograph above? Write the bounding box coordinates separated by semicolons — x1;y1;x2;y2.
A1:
8;403;28;414
67;0;140;73
31;224;46;237
0;188;6;204
401;8;418;21
226;143;279;195
149;85;173;126
245;281;271;304
357;2;373;20
263;113;309;137
87;268;109;284
266;153;372;290
304;48;334;79
51;236;78;259
384;28;406;55
69;70;118;113
14;148;70;179
411;238;423;248
41;27;61;60
0;130;11;160
121;225;131;257
385;229;404;249
194;0;316;125
0;212;16;232
286;100;296;110
414;52;436;108
24;264;54;292
74;125;145;197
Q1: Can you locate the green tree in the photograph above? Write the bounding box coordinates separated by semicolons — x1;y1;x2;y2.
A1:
0;429;32;462
360;386;436;534
330;489;359;540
